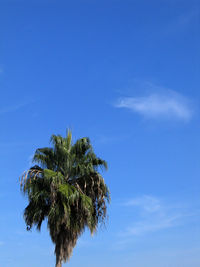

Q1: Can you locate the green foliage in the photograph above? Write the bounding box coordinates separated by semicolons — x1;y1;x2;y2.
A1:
20;129;110;266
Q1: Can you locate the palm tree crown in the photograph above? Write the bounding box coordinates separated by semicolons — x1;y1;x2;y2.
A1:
20;130;110;267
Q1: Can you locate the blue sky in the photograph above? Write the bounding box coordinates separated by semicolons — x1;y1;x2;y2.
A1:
0;0;200;266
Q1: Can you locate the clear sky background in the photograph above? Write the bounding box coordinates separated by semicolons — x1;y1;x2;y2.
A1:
0;0;200;266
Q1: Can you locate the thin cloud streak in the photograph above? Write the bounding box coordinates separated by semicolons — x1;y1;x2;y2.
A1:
0;103;28;115
115;90;193;121
122;195;197;237
165;9;200;34
126;215;180;236
0;142;29;148
125;195;161;213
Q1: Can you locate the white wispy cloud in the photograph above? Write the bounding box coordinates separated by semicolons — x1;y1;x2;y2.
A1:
125;195;161;213
126;215;180;236
0;103;28;115
122;195;196;236
93;133;130;145
115;89;193;121
166;9;199;34
0;141;28;148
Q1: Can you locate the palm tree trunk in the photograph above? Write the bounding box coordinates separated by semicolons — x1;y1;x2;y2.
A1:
56;254;62;267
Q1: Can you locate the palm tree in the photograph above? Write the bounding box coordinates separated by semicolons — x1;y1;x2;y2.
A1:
20;130;110;267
